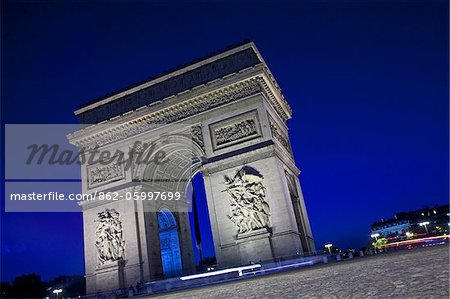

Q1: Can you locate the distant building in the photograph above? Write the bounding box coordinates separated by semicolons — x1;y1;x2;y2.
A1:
371;219;411;237
371;204;449;238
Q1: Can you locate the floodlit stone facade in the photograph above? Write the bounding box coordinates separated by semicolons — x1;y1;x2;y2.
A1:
68;41;315;293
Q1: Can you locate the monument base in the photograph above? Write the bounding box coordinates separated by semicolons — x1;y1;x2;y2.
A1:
236;228;274;264
88;260;125;293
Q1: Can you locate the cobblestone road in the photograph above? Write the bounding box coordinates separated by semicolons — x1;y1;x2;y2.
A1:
150;244;449;298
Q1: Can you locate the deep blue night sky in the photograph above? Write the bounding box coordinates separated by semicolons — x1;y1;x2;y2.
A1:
1;1;448;282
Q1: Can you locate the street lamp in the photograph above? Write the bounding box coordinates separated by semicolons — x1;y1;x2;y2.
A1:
52;289;62;299
419;221;430;234
324;243;333;254
371;233;380;240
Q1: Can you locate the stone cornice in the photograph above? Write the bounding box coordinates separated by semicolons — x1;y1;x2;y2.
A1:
69;78;261;149
200;144;277;175
200;142;299;176
70;64;263;138
261;67;292;118
76;42;260;115
68;76;290;150
75;45;263;123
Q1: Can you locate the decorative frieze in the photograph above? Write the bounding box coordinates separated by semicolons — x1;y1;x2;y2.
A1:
132;141;149;154
270;119;292;155
95;209;125;265
75;79;263;150
88;162;124;188
209;110;261;150
215;119;257;146
259;75;290;122
191;125;204;150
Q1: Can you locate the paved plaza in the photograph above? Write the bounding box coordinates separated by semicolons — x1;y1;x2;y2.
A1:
150;244;449;298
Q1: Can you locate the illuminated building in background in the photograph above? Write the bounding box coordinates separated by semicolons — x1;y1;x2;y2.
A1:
370;204;449;238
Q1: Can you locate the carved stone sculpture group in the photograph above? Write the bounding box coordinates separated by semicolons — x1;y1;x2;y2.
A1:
89;163;123;187
224;167;271;234
215;119;257;146
95;209;125;265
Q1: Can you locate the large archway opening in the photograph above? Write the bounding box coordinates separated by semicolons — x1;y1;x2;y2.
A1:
137;133;214;278
157;208;183;278
187;172;216;270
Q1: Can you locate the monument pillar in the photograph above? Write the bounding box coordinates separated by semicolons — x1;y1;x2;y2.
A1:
196;95;315;266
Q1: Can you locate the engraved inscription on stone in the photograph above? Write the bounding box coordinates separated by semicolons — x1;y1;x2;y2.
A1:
95;209;125;266
88;162;124;188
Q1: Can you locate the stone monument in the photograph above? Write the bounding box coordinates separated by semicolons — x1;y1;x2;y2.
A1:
68;40;315;293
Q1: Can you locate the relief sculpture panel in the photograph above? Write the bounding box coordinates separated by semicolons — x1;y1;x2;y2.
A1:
95;209;126;266
209;110;261;151
215;119;257;146
223;166;271;234
269;118;292;155
88;162;125;189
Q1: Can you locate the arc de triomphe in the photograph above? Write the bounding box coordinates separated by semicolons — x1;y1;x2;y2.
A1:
68;41;315;293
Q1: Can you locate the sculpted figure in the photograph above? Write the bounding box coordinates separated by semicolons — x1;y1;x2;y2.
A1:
224;167;270;233
95;209;125;265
